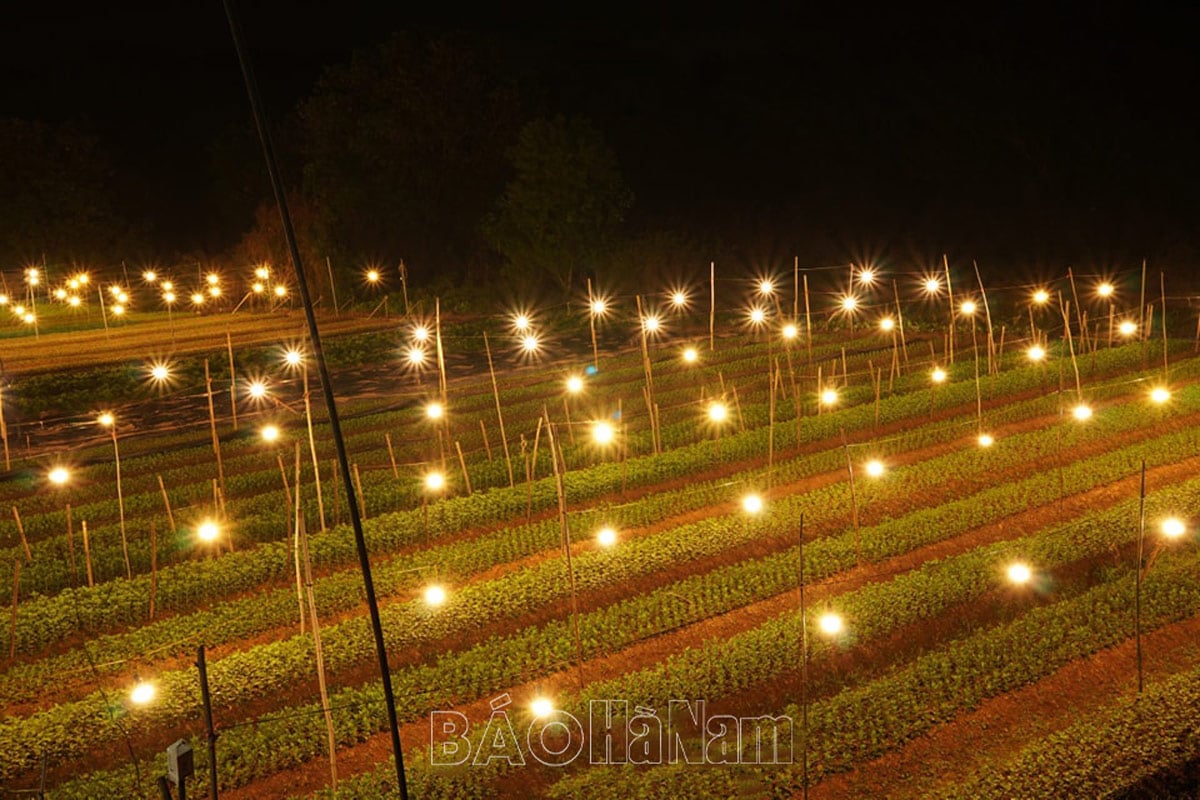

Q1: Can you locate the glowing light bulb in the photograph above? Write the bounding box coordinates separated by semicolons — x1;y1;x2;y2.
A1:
191;293;205;305
206;273;220;286
424;585;447;606
197;520;220;543
260;424;280;443
841;295;858;312
111;305;125;316
671;291;687;307
413;326;430;342
1097;282;1114;298
592;421;615;445
820;388;838;406
708;402;728;423
1161;518;1186;539
864;459;885;478
596;527;617;547
1072;403;1093;421
531;697;554;718
48;467;70;486
284;349;303;367
208;286;221;298
590;299;607;315
68;295;82;307
1118;321;1137;337
742;494;764;514
130;681;156;705
859;269;875;285
251;282;265;294
817;612;844;635
758;279;774;295
247;381;268;400
406;347;426;367
924;277;942;294
931;368;947;383
978;433;995;448
1027;345;1046;362
513;314;531;333
425;402;444;420
161;280;173;291
273;285;287;298
879;317;895;332
960;300;977;315
366;269;380;283
54;288;67;300
149;363;171;383
782;323;799;340
749;307;766;325
162;291;176;304
254;266;270;280
521;334;540;353
1032;289;1050;305
566;376;584;394
97;412;115;428
1007;563;1032;585
424;472;446;491
22;312;35;324
142;270;157;283
642;315;661;333
1151;387;1171;404
682;347;699;363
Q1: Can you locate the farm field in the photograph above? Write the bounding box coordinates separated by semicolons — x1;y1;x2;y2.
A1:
1;277;1198;800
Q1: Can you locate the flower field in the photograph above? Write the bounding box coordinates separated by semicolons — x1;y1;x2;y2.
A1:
1;276;1198;799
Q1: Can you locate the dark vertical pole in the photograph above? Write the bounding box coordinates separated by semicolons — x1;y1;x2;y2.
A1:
197;645;218;799
157;776;175;800
798;513;809;800
221;4;408;796
1136;458;1146;695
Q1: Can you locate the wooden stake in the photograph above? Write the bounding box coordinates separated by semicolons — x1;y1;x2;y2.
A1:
944;254;955;364
1067;267;1084;346
82;520;93;587
483;333;515;487
156;475;176;532
793;256;799;321
65;503;76;586
587;278;600;369
11;507;29;563
302;366;327;534
385;433;399;479
973;261;995;376
352;463;366;520
544;415;586;690
479;418;493;461
731;384;746;431
226;331;239;431
709;261;716;351
841;430;861;566
454;441;472;495
562;395;575;445
1161;272;1169;381
803;273;813;364
326;256;340;315
298;511;338;788
293;443;305;634
768;361;776;489
892;279;909;364
204;359;226;510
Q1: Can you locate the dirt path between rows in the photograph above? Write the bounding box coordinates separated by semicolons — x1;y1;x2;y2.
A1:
221;448;1200;800
806;613;1200;800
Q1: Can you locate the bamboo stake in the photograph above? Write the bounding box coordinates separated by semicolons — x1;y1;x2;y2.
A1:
944;254;955;364
479;418;493;461
454;441;472;495
483;333;514;487
302;366;327;533
66;504;76;585
544;414;586;690
793;256;799;321
709;261;716;351
768;361;776;488
293;443;305;633
803;273;813;364
8;560;18;661
731;384;746;431
435;297;447;410
841;430;861;566
1161;272;1169;381
1067;267;1084;346
1139;259;1147;347
226;331;239;431
204;359;227;513
385;433;399;479
587;278;600;369
973;261;995;376
352;463;366;520
562;395;576;445
326;256;339;315
109;425;131;580
299;511;338;788
82;520;93;587
635;295;660;453
841;347;849;387
156;475;176;532
11;507;29;563
892;279;909;365
1060;295;1083;402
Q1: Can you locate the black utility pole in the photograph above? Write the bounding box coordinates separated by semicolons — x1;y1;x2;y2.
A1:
221;3;409;797
197;645;219;798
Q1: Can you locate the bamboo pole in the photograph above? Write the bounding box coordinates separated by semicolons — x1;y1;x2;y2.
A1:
454;441;472;495
156;475;176;532
293;443;305;633
479;419;493;461
299;511;338;787
385;433;399;479
330;458;340;527
226;331;239;431
204;359;227;512
483;333;515;487
326;256;339;315
1067;267;1084;347
110;425;131;580
841;430;861;566
768;361;776;489
66;504;76;585
82;520;93;587
11;507;29;563
1060;295;1083;402
973;261;995;376
303;366;327;533
587;278;600;370
1161;272;1169;381
892;279;909;365
709;261;716;351
803;273;813;364
944;254;955;364
149;522;157;620
544;414;586;690
793;256;799;321
351;463;366;519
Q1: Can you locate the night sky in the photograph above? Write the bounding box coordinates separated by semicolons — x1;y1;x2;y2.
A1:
4;2;1199;272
